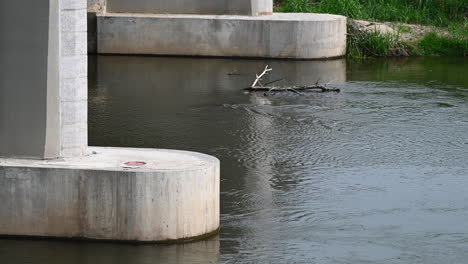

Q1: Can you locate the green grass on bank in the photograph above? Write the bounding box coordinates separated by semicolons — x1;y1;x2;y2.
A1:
418;33;468;56
275;0;467;27
347;28;405;57
347;30;467;58
347;28;467;58
276;0;467;57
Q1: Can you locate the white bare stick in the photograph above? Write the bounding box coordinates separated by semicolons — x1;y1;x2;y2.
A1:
324;79;336;87
251;65;273;88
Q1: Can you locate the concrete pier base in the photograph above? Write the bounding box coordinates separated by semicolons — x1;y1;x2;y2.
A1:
97;13;347;59
1;0;221;244
0;147;220;243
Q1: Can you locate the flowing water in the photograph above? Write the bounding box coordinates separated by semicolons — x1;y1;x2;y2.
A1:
1;56;467;263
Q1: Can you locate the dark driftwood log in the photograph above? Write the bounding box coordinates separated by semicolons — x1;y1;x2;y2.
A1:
244;85;340;93
245;65;340;95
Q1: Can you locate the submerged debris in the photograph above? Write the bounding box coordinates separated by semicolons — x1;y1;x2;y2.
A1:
244;65;340;96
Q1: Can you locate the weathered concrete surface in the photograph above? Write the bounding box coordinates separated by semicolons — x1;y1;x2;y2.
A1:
97;13;347;59
106;0;272;16
0;147;220;242
0;0;87;159
88;0;106;12
59;0;88;158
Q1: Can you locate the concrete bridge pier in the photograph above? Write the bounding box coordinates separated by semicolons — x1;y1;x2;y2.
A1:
92;0;347;59
0;0;220;243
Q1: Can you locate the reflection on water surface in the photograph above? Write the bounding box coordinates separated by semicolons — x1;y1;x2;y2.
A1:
2;56;468;264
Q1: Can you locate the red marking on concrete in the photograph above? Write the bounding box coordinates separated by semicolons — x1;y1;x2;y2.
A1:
124;161;147;167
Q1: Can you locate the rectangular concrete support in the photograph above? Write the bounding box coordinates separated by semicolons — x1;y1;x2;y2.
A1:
106;0;272;16
60;0;88;157
0;0;88;159
0;0;58;159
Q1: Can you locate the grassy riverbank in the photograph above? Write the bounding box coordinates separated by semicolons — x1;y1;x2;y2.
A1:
275;0;467;57
347;20;467;57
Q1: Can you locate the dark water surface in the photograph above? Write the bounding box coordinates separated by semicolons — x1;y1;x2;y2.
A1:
2;56;467;263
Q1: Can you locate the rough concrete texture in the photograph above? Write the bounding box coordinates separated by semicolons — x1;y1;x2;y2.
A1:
97;13;346;59
106;0;272;16
0;147;220;242
88;0;106;12
60;0;88;158
60;0;88;157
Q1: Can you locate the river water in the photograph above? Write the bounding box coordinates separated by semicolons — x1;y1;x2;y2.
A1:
1;56;467;263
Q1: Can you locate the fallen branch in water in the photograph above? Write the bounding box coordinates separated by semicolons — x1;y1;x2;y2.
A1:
245;66;340;95
244;85;340;93
251;65;273;88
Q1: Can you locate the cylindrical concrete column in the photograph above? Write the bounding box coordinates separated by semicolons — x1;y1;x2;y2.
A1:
105;0;273;16
0;147;220;242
